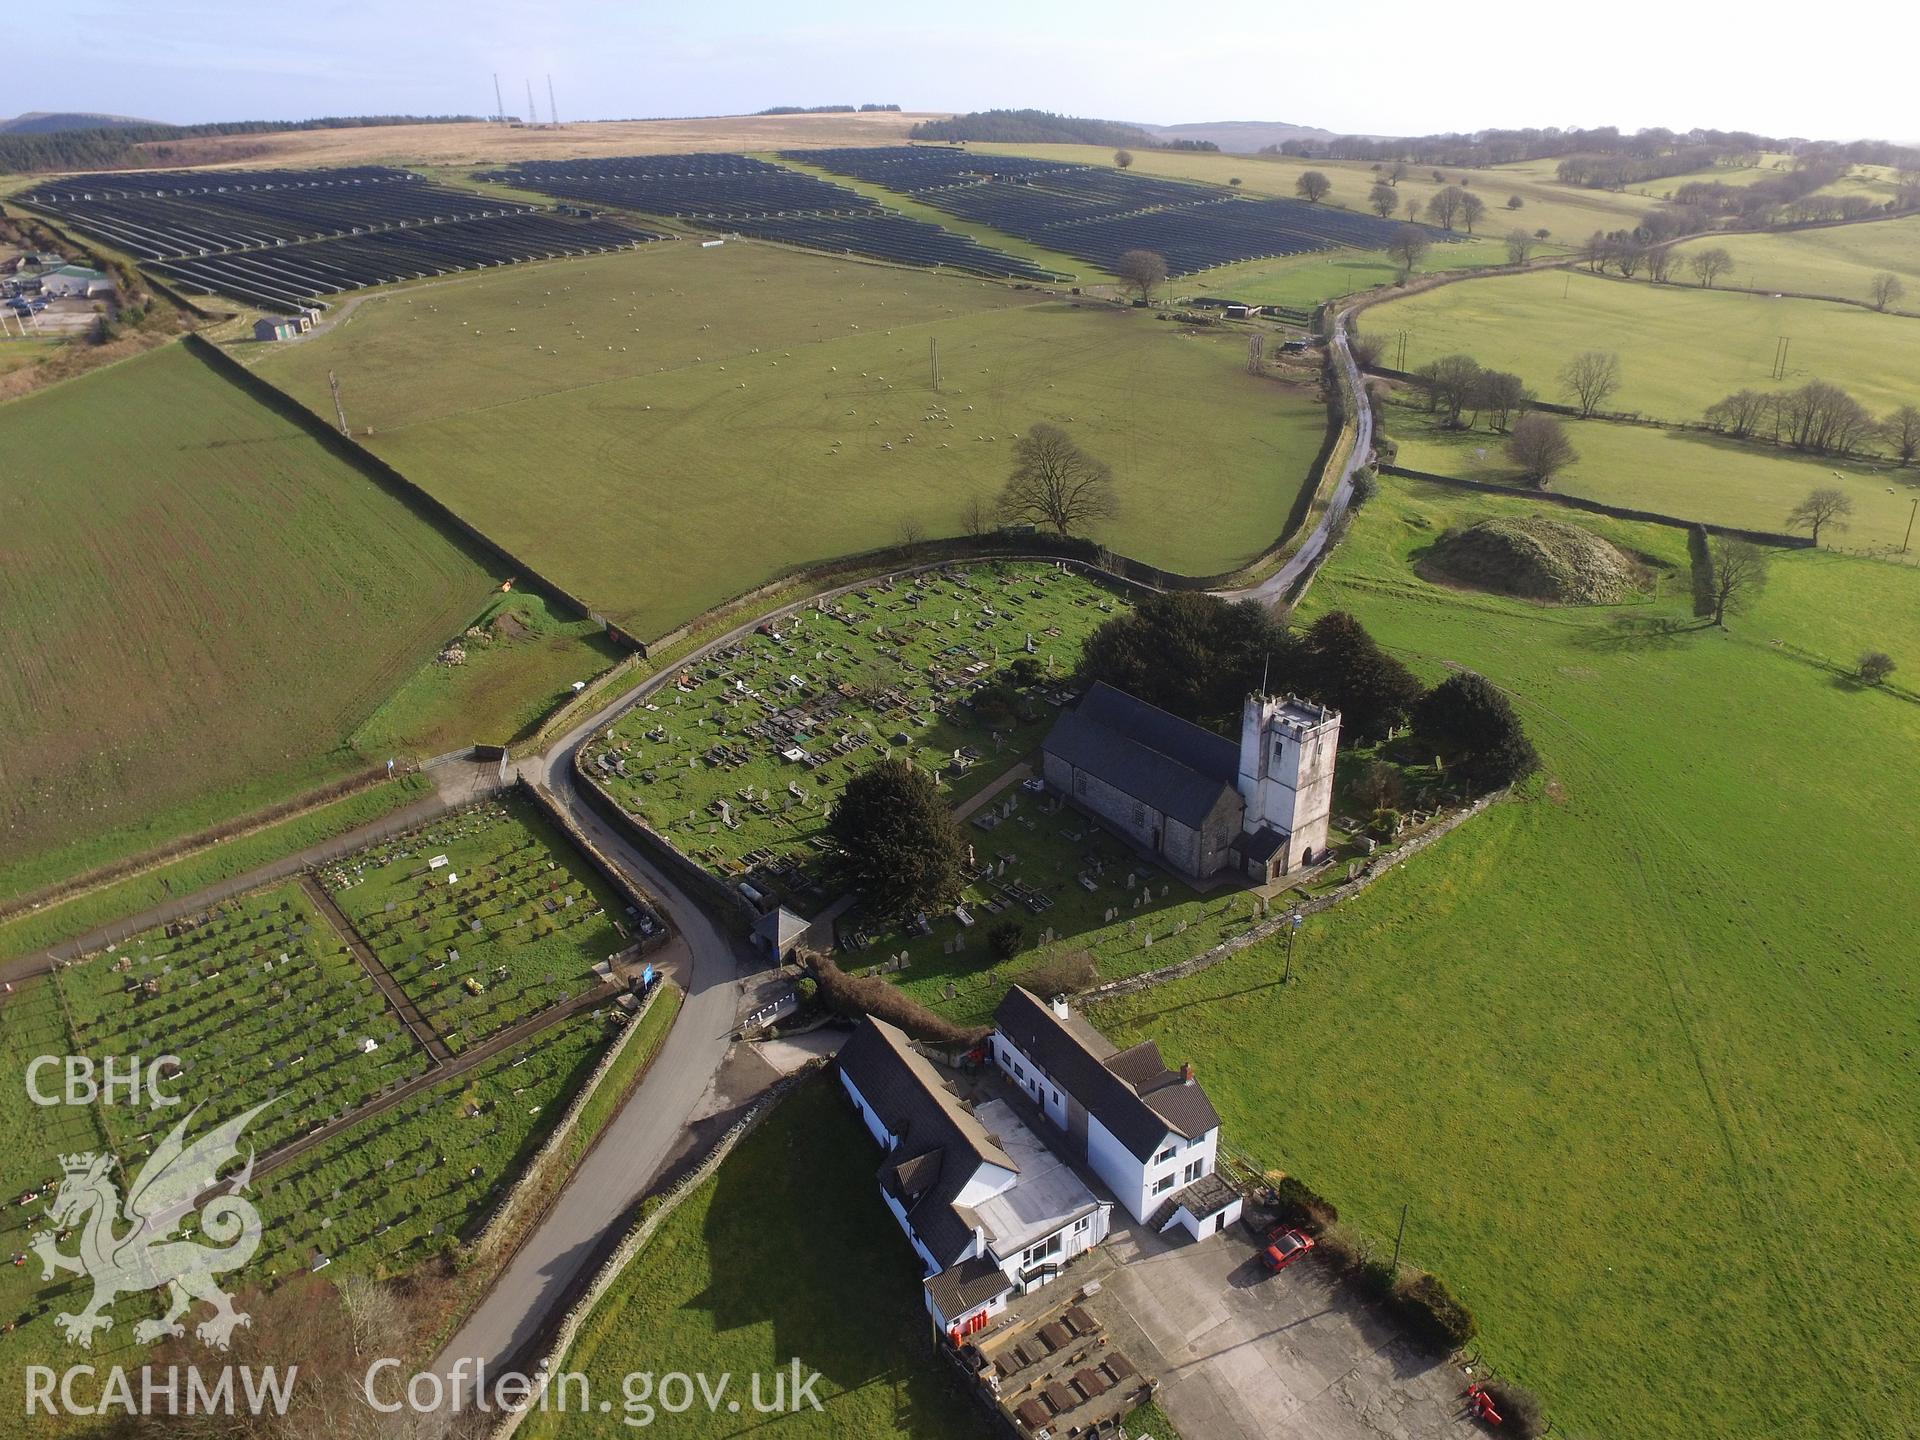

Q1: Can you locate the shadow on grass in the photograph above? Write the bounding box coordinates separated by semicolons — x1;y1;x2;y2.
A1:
1572;615;1716;652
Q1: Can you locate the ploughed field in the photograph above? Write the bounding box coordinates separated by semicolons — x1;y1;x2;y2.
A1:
0;342;500;899
252;240;1329;640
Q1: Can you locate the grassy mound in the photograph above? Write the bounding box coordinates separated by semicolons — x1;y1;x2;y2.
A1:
1424;516;1646;603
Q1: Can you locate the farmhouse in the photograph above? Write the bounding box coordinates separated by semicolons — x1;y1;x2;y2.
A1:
1041;683;1339;884
838;1016;1112;1338
992;987;1241;1240
36;264;113;298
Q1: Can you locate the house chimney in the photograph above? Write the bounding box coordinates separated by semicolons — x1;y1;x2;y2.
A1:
1181;1062;1195;1085
1050;994;1070;1020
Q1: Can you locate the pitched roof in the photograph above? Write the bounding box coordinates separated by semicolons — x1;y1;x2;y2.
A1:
839;1017;1016;1268
753;905;811;949
924;1254;1014;1324
1042;682;1241;828
993;987;1221;1161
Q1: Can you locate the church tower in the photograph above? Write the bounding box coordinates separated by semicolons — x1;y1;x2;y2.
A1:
1236;693;1341;876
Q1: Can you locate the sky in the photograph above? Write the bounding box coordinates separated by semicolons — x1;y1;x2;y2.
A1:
23;0;1913;143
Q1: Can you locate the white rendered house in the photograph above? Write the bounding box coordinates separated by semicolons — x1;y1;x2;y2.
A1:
991;987;1242;1242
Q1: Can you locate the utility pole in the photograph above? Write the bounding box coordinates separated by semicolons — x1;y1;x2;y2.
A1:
930;336;940;392
1905;496;1917;555
327;370;350;436
1391;1203;1409;1271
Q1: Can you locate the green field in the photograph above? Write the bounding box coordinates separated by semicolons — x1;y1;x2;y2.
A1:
0;342;501;900
321;798;632;1051
1090;476;1920;1440
975;142;1659;246
523;1075;981;1440
1189;239;1512;311
1372;267;1920;422
1667;214;1920;306
252;241;1329;639
1388;407;1920;552
0;771;431;963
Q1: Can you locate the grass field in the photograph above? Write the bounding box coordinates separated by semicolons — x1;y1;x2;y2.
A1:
252;241;1330;639
523;1074;981;1440
0;342;502;900
1667;214;1920;306
0;771;431;963
349;591;626;756
1371;267;1920;422
322;798;632;1052
1188;239;1512;311
973;143;1659;247
1387;407;1920;552
1090;476;1920;1440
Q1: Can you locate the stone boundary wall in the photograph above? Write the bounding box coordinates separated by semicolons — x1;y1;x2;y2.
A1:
1084;789;1509;1004
1379;465;1817;548
485;1068;818;1440
465;981;669;1260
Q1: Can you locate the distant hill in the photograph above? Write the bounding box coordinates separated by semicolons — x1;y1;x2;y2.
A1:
1140;120;1340;154
909;109;1155;148
0;111;163;134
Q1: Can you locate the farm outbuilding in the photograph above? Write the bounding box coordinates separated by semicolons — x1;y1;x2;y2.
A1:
37;264;113;298
254;317;301;342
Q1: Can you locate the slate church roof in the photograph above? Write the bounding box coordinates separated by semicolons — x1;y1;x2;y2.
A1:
1042;683;1241;829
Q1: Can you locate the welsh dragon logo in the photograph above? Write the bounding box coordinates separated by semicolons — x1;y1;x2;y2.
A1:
32;1100;273;1350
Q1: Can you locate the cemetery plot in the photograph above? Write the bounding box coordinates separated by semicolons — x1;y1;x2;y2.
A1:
476;153;1060;281
320;799;637;1053
585;562;1131;912
793;146;1425;276
0;980;112;1361
253;1010;610;1280
51;883;431;1162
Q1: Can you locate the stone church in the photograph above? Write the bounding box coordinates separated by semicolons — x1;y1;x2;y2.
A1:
1040;683;1339;885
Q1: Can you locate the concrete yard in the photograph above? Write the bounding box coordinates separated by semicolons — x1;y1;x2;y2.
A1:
1081;1219;1475;1440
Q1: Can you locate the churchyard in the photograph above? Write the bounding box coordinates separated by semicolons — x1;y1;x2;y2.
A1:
252;240;1330;639
1090;474;1920;1440
319;798;639;1053
587;562;1133;908
251;1010;609;1281
51;882;428;1161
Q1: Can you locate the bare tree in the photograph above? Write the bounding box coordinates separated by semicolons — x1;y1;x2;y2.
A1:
1474;370;1533;432
1708;537;1770;626
1346;329;1385;368
1703;389;1774;439
1868;272;1906;312
1114;149;1135;169
961;491;996;536
1504;228;1536;265
1688;247;1734;288
1460;192;1487;234
1418;353;1482;427
1559;350;1622;417
1645;244;1678;284
997;423;1118;535
1388;225;1432;279
1387;160;1409;186
1114;247;1167;304
1426;185;1468;230
1775;381;1876;455
1785;486;1854;545
1882;404;1920;464
1505;412;1578;483
1368;181;1399;218
1505;194;1524;210
896;515;928;548
1296;170;1332;204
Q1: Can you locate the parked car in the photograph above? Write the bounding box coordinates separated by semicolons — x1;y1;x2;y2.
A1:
1260;1226;1316;1273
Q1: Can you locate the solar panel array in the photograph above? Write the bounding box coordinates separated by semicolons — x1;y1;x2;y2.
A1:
17;166;661;311
474;153;1061;281
789;147;1426;276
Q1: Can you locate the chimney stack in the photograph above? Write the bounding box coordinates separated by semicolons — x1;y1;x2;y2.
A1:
1181;1062;1195;1085
1050;994;1070;1020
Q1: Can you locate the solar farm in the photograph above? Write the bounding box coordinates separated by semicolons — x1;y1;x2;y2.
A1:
585;562;1129;906
791;145;1425;274
474;152;1061;279
16;165;659;310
